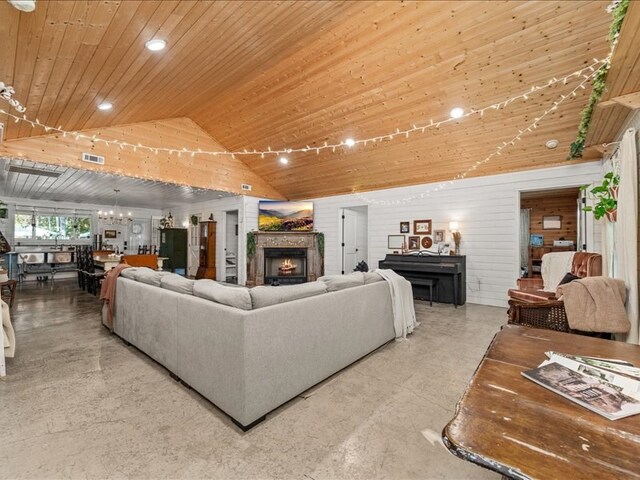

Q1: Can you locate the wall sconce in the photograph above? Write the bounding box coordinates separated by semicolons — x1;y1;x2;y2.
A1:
449;221;461;255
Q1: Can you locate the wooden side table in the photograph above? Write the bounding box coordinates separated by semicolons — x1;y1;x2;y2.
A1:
0;279;17;308
443;325;640;479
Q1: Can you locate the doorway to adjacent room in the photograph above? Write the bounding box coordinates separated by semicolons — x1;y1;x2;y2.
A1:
340;206;368;274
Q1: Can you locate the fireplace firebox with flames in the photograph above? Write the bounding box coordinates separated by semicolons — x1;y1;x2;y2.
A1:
264;248;307;285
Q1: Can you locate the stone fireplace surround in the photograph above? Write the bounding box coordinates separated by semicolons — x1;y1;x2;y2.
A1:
247;232;323;286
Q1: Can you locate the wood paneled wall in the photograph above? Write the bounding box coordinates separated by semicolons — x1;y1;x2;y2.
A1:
521;191;579;246
0;117;284;199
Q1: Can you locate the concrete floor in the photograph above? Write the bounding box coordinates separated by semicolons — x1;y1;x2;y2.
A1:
1;280;504;479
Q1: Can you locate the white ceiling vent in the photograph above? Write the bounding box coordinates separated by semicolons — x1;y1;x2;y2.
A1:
82;152;105;165
241;183;252;191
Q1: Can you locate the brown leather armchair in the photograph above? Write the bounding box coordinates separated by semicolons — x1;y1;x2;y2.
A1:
507;252;602;332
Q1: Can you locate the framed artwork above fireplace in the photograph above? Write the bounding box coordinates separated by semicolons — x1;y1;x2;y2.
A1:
258;201;313;231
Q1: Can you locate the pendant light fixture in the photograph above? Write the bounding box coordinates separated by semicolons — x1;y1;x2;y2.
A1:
98;189;132;225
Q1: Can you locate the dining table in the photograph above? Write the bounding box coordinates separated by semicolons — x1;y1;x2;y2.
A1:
93;255;169;271
93;255;122;271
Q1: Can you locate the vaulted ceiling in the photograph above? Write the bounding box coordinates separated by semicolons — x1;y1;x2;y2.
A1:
0;0;638;201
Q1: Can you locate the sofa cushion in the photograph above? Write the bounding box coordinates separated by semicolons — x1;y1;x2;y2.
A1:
318;272;365;292
135;268;169;287
160;274;195;295
250;282;328;309
193;280;252;310
120;267;138;280
363;271;385;284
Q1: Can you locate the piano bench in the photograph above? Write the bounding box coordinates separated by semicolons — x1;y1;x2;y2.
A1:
407;277;438;307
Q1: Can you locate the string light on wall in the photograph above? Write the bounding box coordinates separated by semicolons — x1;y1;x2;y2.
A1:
0;57;609;161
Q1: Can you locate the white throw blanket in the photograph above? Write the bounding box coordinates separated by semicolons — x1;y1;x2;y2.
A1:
2;299;15;358
541;252;575;292
375;269;417;339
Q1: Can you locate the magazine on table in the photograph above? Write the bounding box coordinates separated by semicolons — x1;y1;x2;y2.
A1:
522;353;640;420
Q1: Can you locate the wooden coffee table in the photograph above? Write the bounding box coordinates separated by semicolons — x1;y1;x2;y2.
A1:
443;325;640;479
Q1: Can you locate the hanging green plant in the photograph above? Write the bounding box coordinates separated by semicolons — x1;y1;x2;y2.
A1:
568;0;629;159
317;232;325;258
580;171;619;221
0;200;7;219
247;231;256;257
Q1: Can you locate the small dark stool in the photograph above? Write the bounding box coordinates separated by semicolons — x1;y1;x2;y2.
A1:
410;278;438;306
0;279;18;308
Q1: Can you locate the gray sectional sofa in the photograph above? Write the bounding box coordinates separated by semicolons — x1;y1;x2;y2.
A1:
103;269;395;429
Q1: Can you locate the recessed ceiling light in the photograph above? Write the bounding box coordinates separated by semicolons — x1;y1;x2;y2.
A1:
344;138;356;147
97;102;112;111
545;139;559;149
7;0;36;12
279;157;289;165
145;39;166;51
450;107;464;119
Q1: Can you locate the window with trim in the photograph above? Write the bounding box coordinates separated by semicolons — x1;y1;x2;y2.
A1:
14;211;92;241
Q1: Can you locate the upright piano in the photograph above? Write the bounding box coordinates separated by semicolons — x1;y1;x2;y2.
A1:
379;253;466;306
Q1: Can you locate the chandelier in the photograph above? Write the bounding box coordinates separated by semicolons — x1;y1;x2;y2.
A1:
98;189;132;225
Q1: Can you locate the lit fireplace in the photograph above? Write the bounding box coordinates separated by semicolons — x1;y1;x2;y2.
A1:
264;248;307;285
278;259;296;275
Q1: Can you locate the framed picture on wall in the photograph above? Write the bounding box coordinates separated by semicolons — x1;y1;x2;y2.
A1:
434;230;445;243
413;219;432;235
400;221;410;233
388;235;405;250
542;215;562;229
104;229;117;239
421;236;433;249
408;236;420;250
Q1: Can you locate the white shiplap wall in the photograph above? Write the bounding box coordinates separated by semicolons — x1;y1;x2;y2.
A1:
299;162;605;307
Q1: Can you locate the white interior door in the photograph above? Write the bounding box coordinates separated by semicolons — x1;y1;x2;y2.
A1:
224;210;239;283
342;209;358;274
187;214;201;277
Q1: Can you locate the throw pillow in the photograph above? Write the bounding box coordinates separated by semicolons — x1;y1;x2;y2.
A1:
250;282;327;309
318;272;365;292
160;274;195;295
193;280;252;310
558;272;580;286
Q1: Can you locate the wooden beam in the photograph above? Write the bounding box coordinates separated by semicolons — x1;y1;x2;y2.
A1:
598;90;640;110
0;117;285;199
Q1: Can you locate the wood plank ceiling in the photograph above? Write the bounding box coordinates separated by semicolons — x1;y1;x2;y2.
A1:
0;1;631;200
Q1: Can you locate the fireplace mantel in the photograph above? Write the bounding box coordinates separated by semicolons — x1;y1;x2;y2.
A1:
247;231;324;286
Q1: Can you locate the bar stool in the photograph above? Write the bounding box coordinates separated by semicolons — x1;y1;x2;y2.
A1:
0;279;17;308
